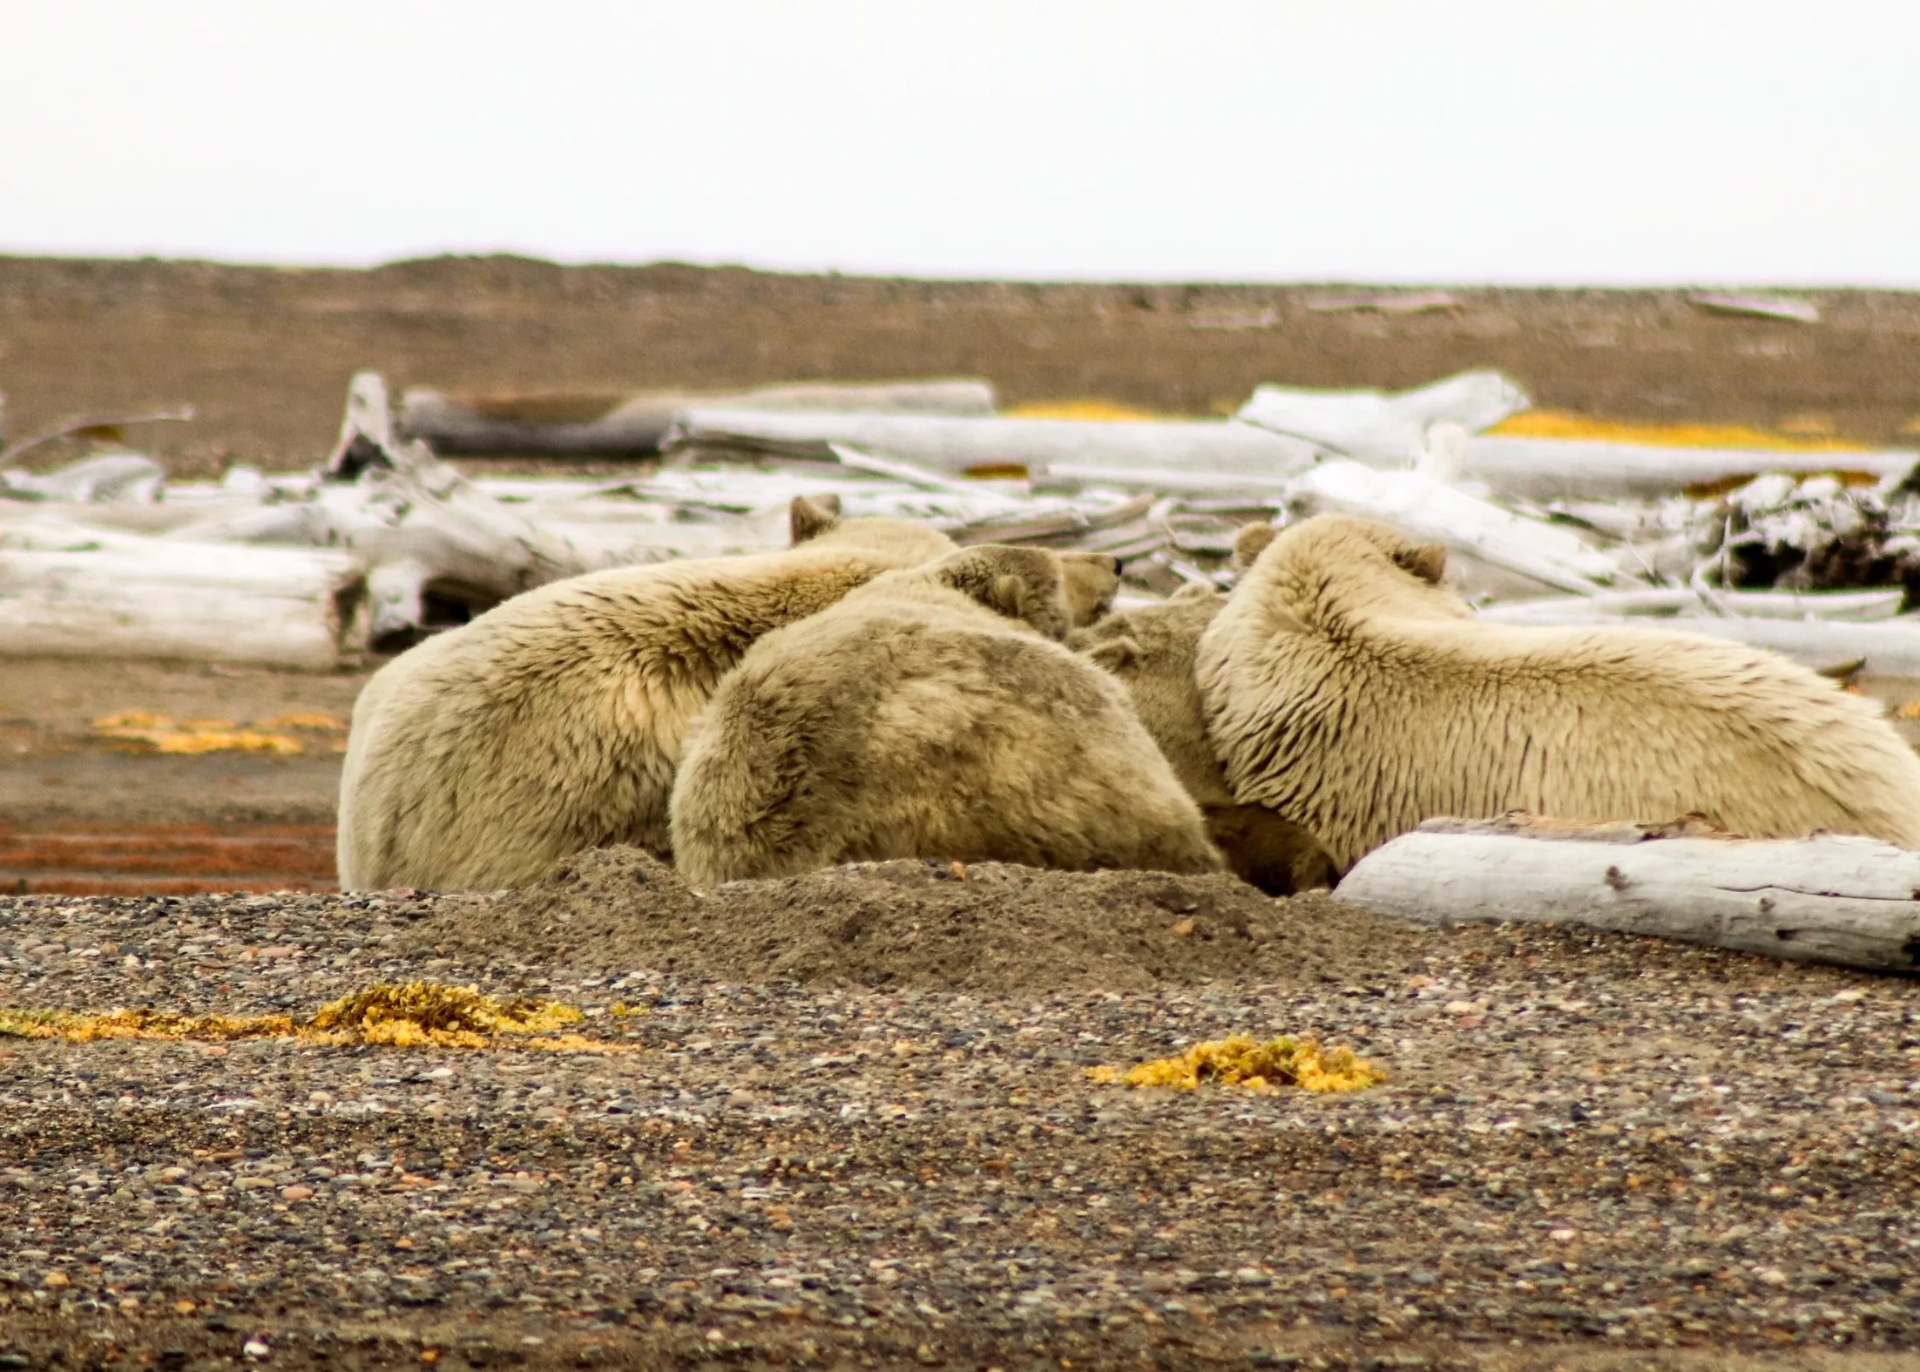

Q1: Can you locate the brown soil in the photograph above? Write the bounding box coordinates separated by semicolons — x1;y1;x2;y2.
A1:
0;819;336;896
3;255;1919;475
408;848;1429;993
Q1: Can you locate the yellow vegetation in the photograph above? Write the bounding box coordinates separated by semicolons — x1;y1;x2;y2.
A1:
254;712;349;731
92;711;304;756
1488;410;1869;453
0;982;613;1053
1087;1034;1384;1095
1004;399;1170;422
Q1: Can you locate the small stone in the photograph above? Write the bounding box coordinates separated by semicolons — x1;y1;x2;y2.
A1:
42;1270;70;1288
1549;1228;1577;1242
243;1338;271;1360
280;1184;314;1201
1758;1268;1788;1285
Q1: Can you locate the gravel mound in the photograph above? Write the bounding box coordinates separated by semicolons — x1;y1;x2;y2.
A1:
403;846;1436;991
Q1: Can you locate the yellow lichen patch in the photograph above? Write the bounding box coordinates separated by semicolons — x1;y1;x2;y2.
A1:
309;982;586;1049
1487;411;1870;453
93;710;175;730
0;983;615;1053
1898;700;1920;720
1004;399;1171;422
0;1007;298;1043
1086;1034;1384;1095
92;711;304;756
255;712;348;731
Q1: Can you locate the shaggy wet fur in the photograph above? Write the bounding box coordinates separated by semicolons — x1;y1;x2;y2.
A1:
337;498;957;891
1198;514;1920;869
670;546;1224;886
1072;586;1338;894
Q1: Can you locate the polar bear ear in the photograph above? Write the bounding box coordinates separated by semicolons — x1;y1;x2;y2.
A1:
1059;552;1121;627
938;547;1072;638
1232;521;1278;569
1394;541;1448;585
1082;634;1142;673
789;493;844;544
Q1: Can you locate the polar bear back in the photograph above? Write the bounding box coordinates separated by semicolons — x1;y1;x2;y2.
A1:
1199;515;1920;869
670;553;1223;886
338;515;954;892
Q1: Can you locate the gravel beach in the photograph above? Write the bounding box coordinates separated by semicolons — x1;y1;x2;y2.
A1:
0;855;1916;1371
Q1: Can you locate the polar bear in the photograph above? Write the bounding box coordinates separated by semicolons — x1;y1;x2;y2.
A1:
1197;514;1920;869
336;497;956;891
668;544;1225;886
1071;585;1337;894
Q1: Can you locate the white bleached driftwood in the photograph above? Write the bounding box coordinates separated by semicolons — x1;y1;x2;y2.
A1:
177;373;601;644
1479;588;1905;624
0;407;194;467
663;409;1321;480
399;379;996;456
1236;369;1529;466
1473;601;1920;675
1455;435;1918;502
1335;816;1920;972
0;535;368;670
0;453;165;504
1688;292;1820;324
1284;459;1618;595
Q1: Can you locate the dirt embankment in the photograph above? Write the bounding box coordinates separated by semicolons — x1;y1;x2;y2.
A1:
406;847;1425;993
1;873;1917;1371
2;255;1918;474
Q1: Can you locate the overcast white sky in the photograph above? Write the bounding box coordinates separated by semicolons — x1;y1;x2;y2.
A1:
3;0;1916;284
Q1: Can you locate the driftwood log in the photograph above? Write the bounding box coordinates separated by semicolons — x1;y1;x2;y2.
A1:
1474;599;1920;675
1285;459;1616;595
179;373;601;645
1235;370;1528;465
399;380;996;457
1335;816;1920;972
1456;436;1919;502
0;407;194;467
1480;587;1904;623
664;409;1320;479
0;531;368;669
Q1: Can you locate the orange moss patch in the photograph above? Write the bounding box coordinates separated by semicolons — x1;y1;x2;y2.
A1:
1087;1034;1384;1095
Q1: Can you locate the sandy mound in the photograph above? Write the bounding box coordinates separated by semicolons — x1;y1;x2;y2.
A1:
404;847;1438;992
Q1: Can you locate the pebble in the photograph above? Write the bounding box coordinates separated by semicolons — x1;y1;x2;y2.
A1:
0;888;1912;1369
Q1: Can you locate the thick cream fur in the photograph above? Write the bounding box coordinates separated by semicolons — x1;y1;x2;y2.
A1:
1198;514;1920;869
670;546;1224;886
336;505;955;891
1072;587;1338;893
